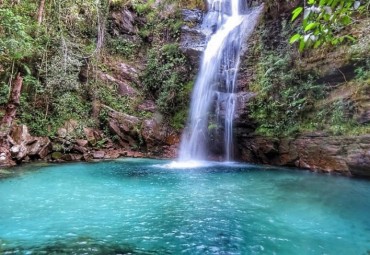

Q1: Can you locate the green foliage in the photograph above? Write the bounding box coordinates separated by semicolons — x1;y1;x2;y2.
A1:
19;92;91;136
0;8;35;61
106;36;138;58
136;3;183;43
290;0;366;51
141;43;190;115
0;82;10;105
250;46;325;136
161;0;205;9
170;109;188;130
0;0;194;140
132;0;155;16
355;59;370;81
42;53;82;94
93;81;136;115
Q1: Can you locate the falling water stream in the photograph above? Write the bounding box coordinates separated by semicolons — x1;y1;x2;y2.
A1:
179;0;262;162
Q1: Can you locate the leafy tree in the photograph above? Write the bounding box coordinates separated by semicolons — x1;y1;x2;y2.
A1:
290;0;367;51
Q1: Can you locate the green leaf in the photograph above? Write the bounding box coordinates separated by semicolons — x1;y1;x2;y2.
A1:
289;34;301;44
291;7;303;21
304;22;317;31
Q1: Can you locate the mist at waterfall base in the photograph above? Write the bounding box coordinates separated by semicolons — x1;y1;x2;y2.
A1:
1;159;370;254
179;0;262;162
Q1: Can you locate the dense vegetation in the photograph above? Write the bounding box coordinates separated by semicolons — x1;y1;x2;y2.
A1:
290;0;368;50
0;0;198;139
248;0;370;136
1;0;369;145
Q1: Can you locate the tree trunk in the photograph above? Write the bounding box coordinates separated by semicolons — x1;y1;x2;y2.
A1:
1;73;23;128
37;0;46;25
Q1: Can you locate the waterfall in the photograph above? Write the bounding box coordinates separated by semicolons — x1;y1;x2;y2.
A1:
179;0;262;162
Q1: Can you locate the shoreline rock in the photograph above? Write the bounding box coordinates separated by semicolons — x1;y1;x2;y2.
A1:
237;134;370;178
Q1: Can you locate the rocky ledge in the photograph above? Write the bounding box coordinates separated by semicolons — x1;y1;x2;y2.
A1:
0;112;179;167
238;134;370;178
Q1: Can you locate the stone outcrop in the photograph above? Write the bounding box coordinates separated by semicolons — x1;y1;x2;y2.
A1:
8;125;52;162
107;109;179;157
98;71;138;97
110;9;138;35
180;9;206;68
237;134;370;178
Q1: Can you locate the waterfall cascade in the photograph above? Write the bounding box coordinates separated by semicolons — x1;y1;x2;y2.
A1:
179;0;262;162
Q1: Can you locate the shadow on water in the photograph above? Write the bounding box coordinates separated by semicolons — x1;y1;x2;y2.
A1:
0;236;171;255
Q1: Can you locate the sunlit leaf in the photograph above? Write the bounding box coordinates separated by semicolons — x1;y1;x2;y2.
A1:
292;7;303;21
304;22;317;31
289;34;301;44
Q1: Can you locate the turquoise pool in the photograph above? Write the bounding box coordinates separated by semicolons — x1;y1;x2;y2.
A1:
0;159;369;254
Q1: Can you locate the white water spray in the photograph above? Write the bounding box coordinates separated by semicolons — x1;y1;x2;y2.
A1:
178;0;262;163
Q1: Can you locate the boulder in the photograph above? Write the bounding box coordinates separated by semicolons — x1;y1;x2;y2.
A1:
141;118;164;145
108;110;141;148
76;139;89;147
0;147;15;167
104;150;120;159
83;153;93;162
62;154;83;162
93;150;105;159
98;72;138;96
180;25;207;68
10;125;31;145
182;9;203;23
83;127;104;147
10;144;27;161
72;145;88;154
27;137;52;159
110;9;138;35
137;100;157;112
237;135;370;177
116;62;141;87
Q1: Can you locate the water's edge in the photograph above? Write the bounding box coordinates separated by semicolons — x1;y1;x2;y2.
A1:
2;156;369;180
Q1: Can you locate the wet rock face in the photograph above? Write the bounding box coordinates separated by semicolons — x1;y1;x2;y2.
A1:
180;9;206;68
238;134;370;178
